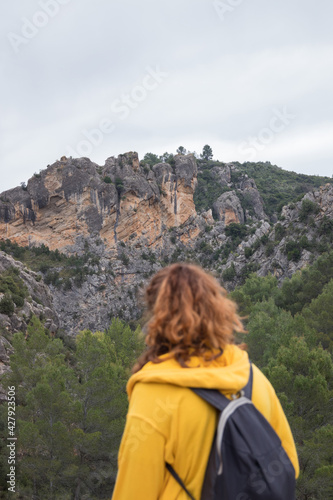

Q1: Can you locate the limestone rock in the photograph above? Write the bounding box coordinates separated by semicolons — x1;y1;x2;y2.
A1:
212;191;245;225
210;165;231;186
238;178;266;220
0;252;59;334
0;152;198;254
0;251;60;400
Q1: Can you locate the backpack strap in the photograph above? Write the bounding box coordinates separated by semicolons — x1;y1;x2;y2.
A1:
241;361;253;399
164;362;253;499
190;361;253;410
166;463;196;500
191;387;230;411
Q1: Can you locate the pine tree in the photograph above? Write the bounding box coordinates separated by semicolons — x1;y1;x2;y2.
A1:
200;144;213;160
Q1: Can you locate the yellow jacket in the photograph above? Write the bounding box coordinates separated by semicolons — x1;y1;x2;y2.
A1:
112;345;299;500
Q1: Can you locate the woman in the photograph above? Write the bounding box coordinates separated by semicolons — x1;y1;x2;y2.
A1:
112;263;299;499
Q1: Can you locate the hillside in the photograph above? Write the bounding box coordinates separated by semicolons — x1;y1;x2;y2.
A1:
0;249;332;499
195;159;333;217
0;152;333;335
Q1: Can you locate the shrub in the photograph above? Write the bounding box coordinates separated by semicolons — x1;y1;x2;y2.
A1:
225;223;247;240
299;199;320;222
115;178;124;192
285;240;302;261
222;263;236;282
0;295;15;315
244;247;253;259
299;235;312;250
265;241;275;257
120;253;129;266
39;263;50;274
274;223;286;241
319;216;333;238
260;234;269;245
103;176;112;184
12;294;24;307
63;278;72;291
44;271;61;287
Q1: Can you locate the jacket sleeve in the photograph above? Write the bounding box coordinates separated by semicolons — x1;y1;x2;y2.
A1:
111;415;166;500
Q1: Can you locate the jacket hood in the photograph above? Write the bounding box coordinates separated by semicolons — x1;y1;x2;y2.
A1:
127;344;250;399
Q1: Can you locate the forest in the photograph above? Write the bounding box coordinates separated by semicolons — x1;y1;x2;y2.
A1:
0;250;332;499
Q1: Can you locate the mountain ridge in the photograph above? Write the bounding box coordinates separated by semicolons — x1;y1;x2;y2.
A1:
0;152;333;336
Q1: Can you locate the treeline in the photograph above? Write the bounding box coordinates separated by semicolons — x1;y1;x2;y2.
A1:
231;250;333;499
1;252;333;498
0;318;144;499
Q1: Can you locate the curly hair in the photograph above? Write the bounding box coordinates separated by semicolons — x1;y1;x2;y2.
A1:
132;263;245;373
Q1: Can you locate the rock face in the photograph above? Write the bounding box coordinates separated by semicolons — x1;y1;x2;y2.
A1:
213;191;245;225
238;177;266;221
210;165;231;186
1;152;333;337
0;251;59;400
282;183;333;220
0;153;198;254
209;165;266;224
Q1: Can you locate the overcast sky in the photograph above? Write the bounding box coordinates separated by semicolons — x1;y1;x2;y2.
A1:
1;0;333;192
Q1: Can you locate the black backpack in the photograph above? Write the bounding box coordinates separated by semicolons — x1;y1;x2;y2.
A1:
166;362;296;500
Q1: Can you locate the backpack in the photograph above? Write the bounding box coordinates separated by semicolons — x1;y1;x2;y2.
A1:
166;362;296;500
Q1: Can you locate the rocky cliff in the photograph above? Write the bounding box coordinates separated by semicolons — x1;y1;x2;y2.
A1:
0;153;199;254
1;152;332;338
0;251;59;400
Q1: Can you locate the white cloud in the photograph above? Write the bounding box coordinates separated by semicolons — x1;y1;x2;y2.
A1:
1;0;333;191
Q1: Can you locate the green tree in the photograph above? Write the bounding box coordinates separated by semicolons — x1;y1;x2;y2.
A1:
176;146;187;155
222;263;236;282
225;222;248;240
200;144;213;161
302;279;333;352
298;199;320;222
231;273;278;316
2;317;77;498
0;294;15;315
159;152;174;164
71;320;144;497
0;316;144;499
142;152;159;167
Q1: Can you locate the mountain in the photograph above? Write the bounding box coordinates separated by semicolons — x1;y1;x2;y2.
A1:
0;152;332;337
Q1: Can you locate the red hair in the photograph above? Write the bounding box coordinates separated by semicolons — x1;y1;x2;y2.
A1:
132;263;245;372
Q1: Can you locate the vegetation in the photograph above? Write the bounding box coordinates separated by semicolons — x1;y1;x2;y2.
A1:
0;317;144;499
298;199;320;222
0;239;99;289
200;144;213;161
194;161;231;213
194;159;333;217
233;161;333;218
0;267;28;315
1;250;333;497
142;152;175;168
230;252;333;498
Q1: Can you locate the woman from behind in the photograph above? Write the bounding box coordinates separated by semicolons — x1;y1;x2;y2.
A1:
111;263;299;500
